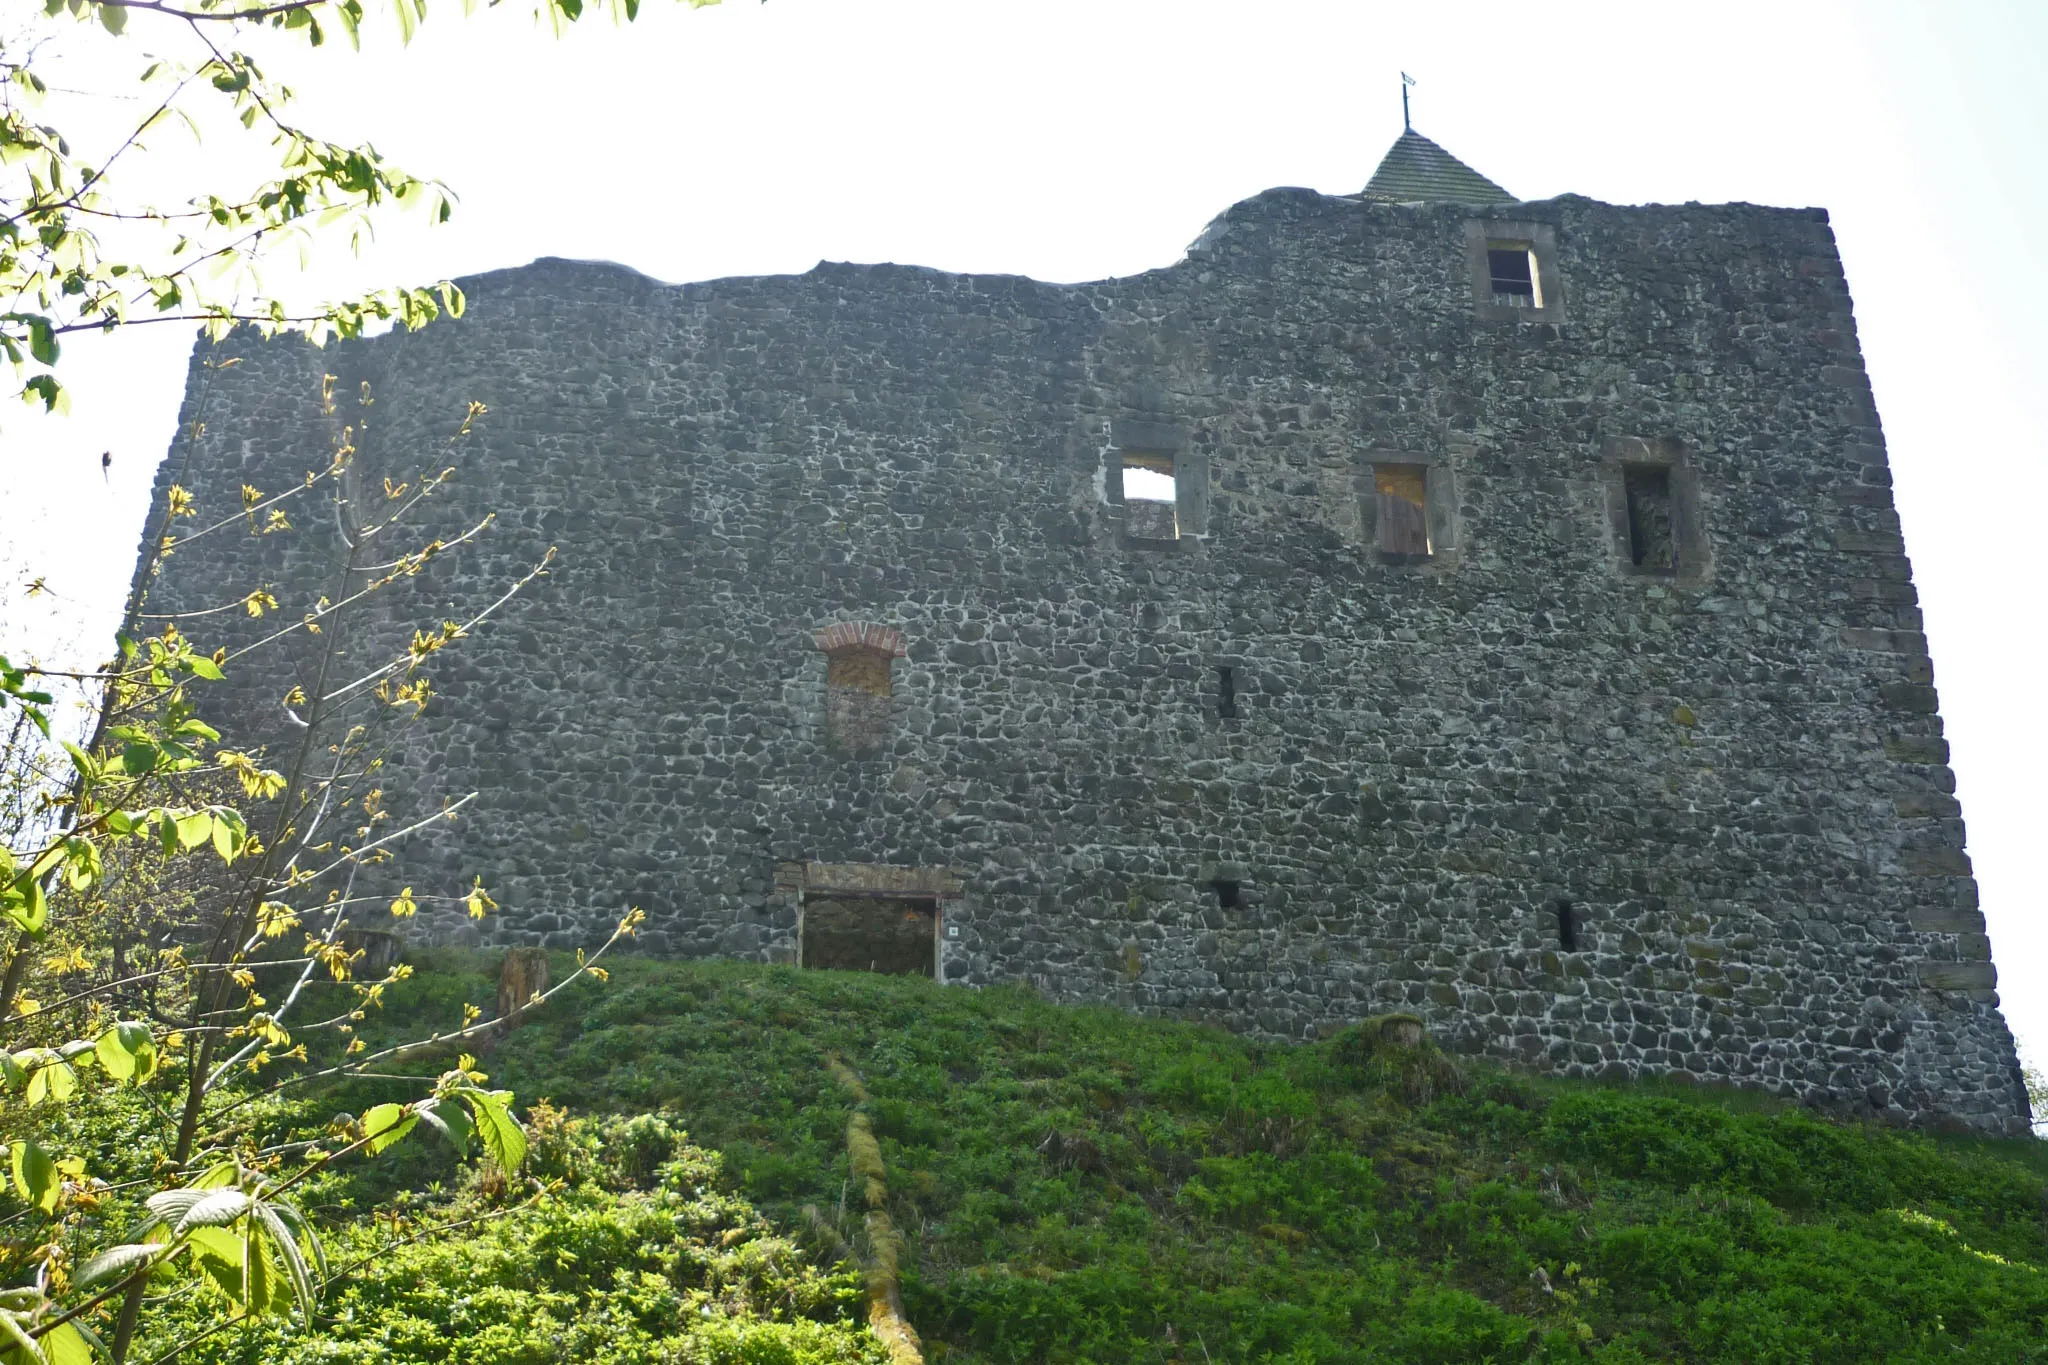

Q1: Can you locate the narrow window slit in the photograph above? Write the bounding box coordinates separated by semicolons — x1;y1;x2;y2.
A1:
1556;899;1578;952
1217;666;1237;719
1623;466;1674;571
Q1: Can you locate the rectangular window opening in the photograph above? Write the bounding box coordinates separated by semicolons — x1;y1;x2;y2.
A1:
1211;880;1241;909
1217;666;1238;719
1121;450;1179;540
1487;242;1541;308
1373;464;1431;557
1555;899;1578;952
1623;466;1675;571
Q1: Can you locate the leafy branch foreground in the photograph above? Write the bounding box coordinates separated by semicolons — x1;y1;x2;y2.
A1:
3;0;728;417
115;954;2044;1365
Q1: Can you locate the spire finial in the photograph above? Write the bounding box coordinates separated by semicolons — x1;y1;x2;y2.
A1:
1401;71;1416;133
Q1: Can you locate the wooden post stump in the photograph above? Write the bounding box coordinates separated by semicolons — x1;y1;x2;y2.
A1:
497;947;550;1030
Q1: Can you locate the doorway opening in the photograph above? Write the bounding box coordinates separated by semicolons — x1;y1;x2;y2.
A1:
800;895;938;976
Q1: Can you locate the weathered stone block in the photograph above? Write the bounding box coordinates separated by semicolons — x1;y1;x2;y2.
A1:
1902;848;1973;878
1835;531;1906;555
1884;734;1949;764
1908;907;1984;934
1918;962;1996;992
1879;683;1940;713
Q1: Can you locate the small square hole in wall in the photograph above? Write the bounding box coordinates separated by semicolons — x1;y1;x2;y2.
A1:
1623;466;1675;572
1487;241;1542;309
1211;879;1241;909
1122;451;1178;540
1373;464;1431;557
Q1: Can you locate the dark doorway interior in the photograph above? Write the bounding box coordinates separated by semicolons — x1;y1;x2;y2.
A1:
801;896;937;976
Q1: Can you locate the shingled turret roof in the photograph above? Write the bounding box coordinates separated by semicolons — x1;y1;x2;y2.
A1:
1361;129;1515;204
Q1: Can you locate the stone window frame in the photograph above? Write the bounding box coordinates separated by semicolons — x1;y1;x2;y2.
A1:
773;861;966;984
1107;418;1209;547
1356;451;1459;568
1599;436;1712;584
1464;219;1565;323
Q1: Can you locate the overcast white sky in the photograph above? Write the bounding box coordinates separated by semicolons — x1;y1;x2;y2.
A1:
4;0;2045;1083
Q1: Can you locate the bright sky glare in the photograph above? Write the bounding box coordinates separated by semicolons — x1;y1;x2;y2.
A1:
4;0;2044;1083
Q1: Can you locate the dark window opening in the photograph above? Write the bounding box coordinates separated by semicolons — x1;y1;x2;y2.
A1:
1212;880;1242;909
1373;464;1431;557
1217;666;1238;719
800;895;936;976
1487;243;1540;307
1556;899;1578;952
1623;466;1674;571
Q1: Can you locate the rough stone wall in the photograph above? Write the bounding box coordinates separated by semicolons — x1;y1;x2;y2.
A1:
136;188;2031;1134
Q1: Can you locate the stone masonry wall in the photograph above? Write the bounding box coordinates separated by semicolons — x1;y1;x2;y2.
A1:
136;188;2031;1134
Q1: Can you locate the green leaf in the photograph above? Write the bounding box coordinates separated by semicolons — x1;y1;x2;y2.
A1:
253;1203;317;1321
0;1309;40;1365
185;657;224;682
19;1051;73;1106
73;1243;158;1290
10;1140;60;1214
189;1229;243;1302
120;741;159;776
467;1092;527;1174
414;1099;473;1156
184;1225;241;1266
174;809;212;851
4;874;46;935
22;1055;74;1105
173;1188;250;1232
361;1103;416;1156
61;837;100;893
58;741;96;784
96;0;126;34
243;1223;275;1316
0;1054;23;1093
42;1321;93;1365
95;1021;156;1084
22;374;67;415
23;316;56;366
208;807;246;864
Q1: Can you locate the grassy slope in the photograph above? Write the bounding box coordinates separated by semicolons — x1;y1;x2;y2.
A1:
333;952;2048;1365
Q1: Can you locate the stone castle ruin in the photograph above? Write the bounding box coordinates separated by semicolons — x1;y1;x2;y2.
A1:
138;129;2031;1133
